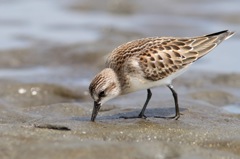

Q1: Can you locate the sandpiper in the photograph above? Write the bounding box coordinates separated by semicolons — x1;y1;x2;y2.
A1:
89;30;235;121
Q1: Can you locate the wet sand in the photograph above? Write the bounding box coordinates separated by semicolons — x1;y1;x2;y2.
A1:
0;69;240;159
0;0;240;159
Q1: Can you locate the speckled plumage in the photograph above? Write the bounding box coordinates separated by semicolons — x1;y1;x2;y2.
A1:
89;30;235;121
106;30;234;90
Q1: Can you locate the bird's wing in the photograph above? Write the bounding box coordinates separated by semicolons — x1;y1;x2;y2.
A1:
137;30;234;81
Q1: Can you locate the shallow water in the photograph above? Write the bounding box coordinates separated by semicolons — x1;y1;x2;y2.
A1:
0;0;240;159
223;104;240;114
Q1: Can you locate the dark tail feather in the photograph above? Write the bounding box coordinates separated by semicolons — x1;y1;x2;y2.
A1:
205;30;235;40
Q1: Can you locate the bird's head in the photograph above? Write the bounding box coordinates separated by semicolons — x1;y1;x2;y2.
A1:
89;68;121;121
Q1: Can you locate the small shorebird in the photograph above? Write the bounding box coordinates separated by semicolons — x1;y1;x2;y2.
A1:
89;30;235;121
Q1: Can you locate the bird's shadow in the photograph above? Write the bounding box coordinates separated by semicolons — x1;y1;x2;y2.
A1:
71;107;187;122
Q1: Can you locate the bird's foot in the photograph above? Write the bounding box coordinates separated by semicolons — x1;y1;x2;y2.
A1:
120;114;147;119
154;113;181;120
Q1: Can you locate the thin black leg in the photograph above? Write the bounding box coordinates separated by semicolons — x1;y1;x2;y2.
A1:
155;84;180;120
120;89;152;119
138;89;152;118
167;84;180;119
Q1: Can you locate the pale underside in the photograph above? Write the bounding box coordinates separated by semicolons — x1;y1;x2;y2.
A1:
105;30;234;94
124;60;191;93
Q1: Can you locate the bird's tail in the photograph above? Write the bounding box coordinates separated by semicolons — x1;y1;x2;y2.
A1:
181;30;235;64
205;30;235;41
196;30;235;57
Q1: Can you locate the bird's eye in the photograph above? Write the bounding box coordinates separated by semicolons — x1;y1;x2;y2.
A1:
99;91;106;98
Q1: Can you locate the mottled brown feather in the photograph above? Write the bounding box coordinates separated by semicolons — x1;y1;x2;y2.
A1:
106;30;234;82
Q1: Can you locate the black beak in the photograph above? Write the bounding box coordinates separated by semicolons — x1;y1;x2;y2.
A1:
91;101;101;122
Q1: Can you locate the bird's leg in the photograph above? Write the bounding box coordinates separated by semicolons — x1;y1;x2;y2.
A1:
154;84;180;120
138;89;152;118
120;89;152;119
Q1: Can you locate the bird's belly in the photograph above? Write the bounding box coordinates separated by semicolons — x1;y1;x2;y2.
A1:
125;66;189;94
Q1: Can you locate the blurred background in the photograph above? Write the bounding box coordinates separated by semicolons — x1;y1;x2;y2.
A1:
0;0;239;77
0;0;239;117
1;0;240;48
0;1;240;158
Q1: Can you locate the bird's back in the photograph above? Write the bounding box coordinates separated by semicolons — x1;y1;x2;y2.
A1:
106;38;154;71
106;30;234;82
